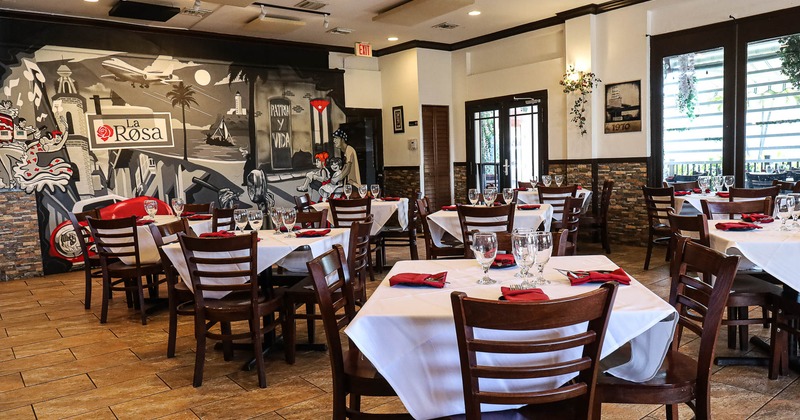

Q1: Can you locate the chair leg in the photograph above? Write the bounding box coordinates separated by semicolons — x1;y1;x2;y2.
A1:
84;267;92;310
350;393;362;412
221;322;233;361
665;404;679;420
250;316;267;388
167;282;178;358
409;236;419;260
738;307;749;351
366;251;376;282
193;316;207;387
727;308;737;349
601;225;611;254
763;307;770;328
769;315;788;379
285;297;297;365
100;274;111;324
643;231;655;270
306;301;316;344
136;276;148;325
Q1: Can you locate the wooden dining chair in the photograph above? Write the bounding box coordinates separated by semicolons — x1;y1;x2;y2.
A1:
306;244;412;420
700;197;772;221
456;203;516;258
772;179;800;193
553;228;570;257
211;207;236;232
378;198;420;264
451;283;617;419
517;181;534;189
294;193;314;212
663;180;699;191
86;216;165;325
183;202;212;213
728;186;780;214
592;237;740;420
537;184;578;230
178;232;288;388
295;209;328;229
580;179;614;254
329;197;371;227
562;196;584;256
642;186;675;270
68;208;102;309
417;198;464;260
149;218;197;358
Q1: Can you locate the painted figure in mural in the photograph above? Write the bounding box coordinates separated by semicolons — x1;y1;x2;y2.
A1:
319;157;343;200
296;151;329;193
13;116;73;193
16;118;37;138
332;128;361;187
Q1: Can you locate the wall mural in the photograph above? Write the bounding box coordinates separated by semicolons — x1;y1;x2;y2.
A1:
0;44;359;274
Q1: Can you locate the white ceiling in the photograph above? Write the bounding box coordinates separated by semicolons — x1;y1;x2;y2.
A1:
0;0;596;51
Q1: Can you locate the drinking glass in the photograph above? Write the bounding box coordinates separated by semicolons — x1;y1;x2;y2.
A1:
532;231;553;286
358;185;368;199
723;175;735;191
541;175;552;187
343;184;353;198
468;188;480;206
712;176;724;193
269;207;283;235
370;184;381;199
697;176;710;195
282;208;298;237
248;209;263;231
233;209;248;233
502;188;514;204
554;174;564;187
531;175;538;186
170;197;184;218
484;188;497;207
777;196;795;231
512;231;536;285
472;232;498;285
791;197;800;229
143;199;158;220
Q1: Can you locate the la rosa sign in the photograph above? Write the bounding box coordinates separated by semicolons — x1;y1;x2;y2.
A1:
86;113;174;150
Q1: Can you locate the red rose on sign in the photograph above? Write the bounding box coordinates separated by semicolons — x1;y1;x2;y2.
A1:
96;125;114;142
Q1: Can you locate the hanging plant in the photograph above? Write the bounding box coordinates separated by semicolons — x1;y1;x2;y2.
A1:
559;65;601;136
676;53;697;119
778;35;800;90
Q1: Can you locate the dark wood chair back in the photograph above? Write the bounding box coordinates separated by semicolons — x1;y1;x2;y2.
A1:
295;209;328;229
294;193;313;211
728;186;780;214
597;179;614;224
667;211;709;247
563;196;583;255
642;186;675;270
329;197;372;227
68;208;101;310
179;232;259;304
537;185;579;223
664;180;699;191
553;228;569;257
348;216;373;304
456;203;516;257
772;179;800;193
86;216;141;266
211;207;235;232
518;181;534;189
451;282;618;418
184;203;212;213
701;197;772;220
417;198;463;260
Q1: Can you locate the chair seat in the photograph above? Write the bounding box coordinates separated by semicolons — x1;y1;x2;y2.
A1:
204;289;284;315
106;260;163;277
596;349;697;405
730;274;783;301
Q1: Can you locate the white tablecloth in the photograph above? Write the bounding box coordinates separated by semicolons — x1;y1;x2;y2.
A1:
162;228;350;299
312;198;408;236
517;189;593;216
346;256;677;419
674;193;762;213
425;204;554;247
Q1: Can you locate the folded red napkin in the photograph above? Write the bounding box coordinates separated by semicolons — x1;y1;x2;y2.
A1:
741;213;774;223
382;197;401;201
716;192;730;198
200;230;236;238
514;188;529;192
279;225;302;232
576;185;583;190
295;229;331;238
136;218;155;226
442;205;457;211
500;287;549;301
674;190;692;196
517;204;541;210
715;222;762;231
491;254;516;268
182;211;196;217
568;268;631;286
186;214;212;220
389;272;447;288
692;188;711;194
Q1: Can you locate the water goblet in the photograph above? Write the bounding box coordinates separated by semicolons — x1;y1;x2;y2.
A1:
483;188;497;207
531;175;538;186
248;209;263;231
468;188;480;206
532;231;553;287
723;175;735;191
512;231;536;285
370;184;381;200
776;196;794;231
712;176;724;193
472;232;498;285
554;174;564;187
282;208;298;238
143;199;158;220
170;197;184;218
233;209;248;233
343;184;353;198
541;175;552;187
358;185;368;199
269;207;283;235
697;176;710;196
791;198;800;230
502;188;514;204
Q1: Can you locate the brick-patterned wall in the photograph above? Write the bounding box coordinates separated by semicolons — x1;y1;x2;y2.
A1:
597;161;649;246
0;191;44;280
453;163;467;204
383;167;420;199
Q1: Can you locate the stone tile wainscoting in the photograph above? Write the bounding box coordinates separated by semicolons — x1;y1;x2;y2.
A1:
383;166;421;199
0;190;44;280
453;162;467;204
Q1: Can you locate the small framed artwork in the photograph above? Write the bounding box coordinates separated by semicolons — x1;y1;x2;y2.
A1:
392;106;405;133
604;80;642;134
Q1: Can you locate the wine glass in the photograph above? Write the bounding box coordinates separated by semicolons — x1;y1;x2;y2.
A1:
512;231;536;285
370;184;381;200
468;188;479;206
502;188;514;204
483;188;497;207
541;175;552;187
724;175;735;191
170;197;184;218
531;175;538;186
532;231;553;287
269;207;283;235
712;176;724;193
343;184;353;198
791;196;800;229
143;199;158;220
472;232;498;285
233;209;248;233
248;209;263;231
697;176;710;195
777;196;795;231
358;185;368;199
282;208;298;237
554;174;564;187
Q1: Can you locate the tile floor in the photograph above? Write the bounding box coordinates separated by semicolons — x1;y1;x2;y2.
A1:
0;241;798;419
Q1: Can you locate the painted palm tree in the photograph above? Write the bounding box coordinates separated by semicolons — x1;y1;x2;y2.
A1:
166;82;199;160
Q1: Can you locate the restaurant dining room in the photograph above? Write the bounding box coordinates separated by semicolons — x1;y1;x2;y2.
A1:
3;0;800;419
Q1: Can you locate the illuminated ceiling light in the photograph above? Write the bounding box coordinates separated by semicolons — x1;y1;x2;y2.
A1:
468;10;481;16
387;36;398;41
84;0;100;3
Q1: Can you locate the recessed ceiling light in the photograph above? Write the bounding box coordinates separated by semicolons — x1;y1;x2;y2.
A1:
387;37;398;42
468;10;481;16
84;0;99;2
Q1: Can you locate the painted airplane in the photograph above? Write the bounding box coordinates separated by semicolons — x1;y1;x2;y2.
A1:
101;58;182;88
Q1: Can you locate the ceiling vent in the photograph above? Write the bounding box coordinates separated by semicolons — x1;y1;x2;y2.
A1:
294;1;328;10
108;1;180;22
373;0;474;26
244;15;307;34
432;21;459;29
327;27;353;35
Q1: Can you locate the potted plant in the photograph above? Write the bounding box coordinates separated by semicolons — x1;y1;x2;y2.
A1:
560;65;601;136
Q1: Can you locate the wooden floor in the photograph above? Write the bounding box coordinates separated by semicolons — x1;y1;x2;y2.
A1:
0;241;798;419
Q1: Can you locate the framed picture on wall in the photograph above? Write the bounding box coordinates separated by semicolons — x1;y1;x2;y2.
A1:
604;80;642;134
392;106;404;133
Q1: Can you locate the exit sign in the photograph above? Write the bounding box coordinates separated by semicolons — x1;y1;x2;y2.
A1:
355;42;372;57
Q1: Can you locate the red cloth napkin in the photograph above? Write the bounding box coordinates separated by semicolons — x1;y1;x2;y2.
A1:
741;213;774;223
500;287;549;301
716;192;730;198
186;214;212;220
442;205;457;211
382;197;401;201
136;218;155;226
182;211;196;217
517;204;541;210
715;222;762;231
692;188;711;194
200;230;236;238
576;185;583;190
389;272;447;288
568;268;631;286
514;188;529;192
295;229;331;238
674;190;692;196
491;254;516;268
279;225;302;232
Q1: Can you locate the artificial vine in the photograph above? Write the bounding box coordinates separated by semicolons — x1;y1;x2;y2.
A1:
778;35;800;90
676;53;697;120
559;65;601;136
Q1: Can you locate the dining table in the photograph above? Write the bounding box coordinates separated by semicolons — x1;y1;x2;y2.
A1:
516;188;593;216
110;215;214;265
311;198;408;236
425;204;554;247
674;191;761;214
345;256;678;419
